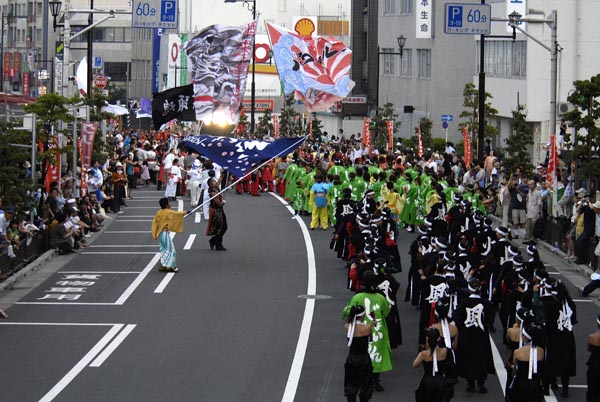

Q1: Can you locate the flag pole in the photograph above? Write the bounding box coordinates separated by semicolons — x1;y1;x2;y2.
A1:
183;135;307;218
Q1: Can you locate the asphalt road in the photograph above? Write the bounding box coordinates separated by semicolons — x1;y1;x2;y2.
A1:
0;187;597;402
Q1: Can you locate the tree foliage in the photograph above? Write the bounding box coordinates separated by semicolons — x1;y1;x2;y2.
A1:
564;74;600;183
0;128;35;211
279;95;301;137
502;104;533;174
458;82;499;140
309;113;324;142
256;109;274;137
369;102;401;150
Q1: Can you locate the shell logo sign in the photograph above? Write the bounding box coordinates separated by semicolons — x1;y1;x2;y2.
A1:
293;16;318;37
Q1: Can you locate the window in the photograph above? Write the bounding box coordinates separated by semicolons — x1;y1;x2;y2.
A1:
400;49;412;77
382;48;395;75
417;49;431;78
105;62;130;82
477;40;526;78
384;0;395;15
401;0;413;14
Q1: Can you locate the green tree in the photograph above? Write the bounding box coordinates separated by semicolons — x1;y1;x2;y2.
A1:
256;109;274;137
369;102;401;150
0;128;36;211
458;82;499;149
564;74;600;186
24;93;75;186
309;113;324;141
279;95;300;137
502;104;533;174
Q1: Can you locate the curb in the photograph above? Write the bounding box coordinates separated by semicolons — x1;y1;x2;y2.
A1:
0;249;58;293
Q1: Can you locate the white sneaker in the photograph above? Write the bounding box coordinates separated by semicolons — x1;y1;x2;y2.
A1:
84;234;91;238
118;211;124;214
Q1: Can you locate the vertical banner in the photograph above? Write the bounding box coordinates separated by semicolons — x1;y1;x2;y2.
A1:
462;127;472;168
3;52;10;82
44;131;61;192
22;72;30;95
179;33;188;86
152;28;163;93
362;117;371;152
273;115;279;139
546;134;556;187
416;0;433;39
386;120;394;151
417;122;424;157
79;122;98;196
167;33;182;89
13;52;20;82
309;119;313;140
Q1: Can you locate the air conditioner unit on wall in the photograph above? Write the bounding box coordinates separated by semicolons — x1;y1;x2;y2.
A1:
558;102;573;115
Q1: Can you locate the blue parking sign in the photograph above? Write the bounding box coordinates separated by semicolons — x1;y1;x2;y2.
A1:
447;5;463;28
161;0;176;22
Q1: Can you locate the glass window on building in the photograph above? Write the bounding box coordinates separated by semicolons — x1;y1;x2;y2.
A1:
382;48;395;75
401;0;413;14
477;40;526;78
401;49;412;77
384;0;395;15
417;49;431;78
105;62;130;82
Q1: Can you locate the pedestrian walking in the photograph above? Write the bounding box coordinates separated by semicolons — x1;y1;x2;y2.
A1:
151;197;186;273
413;327;449;402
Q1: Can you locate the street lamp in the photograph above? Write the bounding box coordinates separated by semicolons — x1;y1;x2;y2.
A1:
49;1;62;30
225;0;256;135
376;37;406;113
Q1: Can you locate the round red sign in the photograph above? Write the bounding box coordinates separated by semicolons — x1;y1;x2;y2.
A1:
94;75;107;89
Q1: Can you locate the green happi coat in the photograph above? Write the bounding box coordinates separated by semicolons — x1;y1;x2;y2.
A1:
343;292;392;373
301;170;315;213
349;176;367;202
283;163;299;200
328;183;344;225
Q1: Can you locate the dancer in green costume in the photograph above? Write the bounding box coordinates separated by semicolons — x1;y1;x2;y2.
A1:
343;271;392;391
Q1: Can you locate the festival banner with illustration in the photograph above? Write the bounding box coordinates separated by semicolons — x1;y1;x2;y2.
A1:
266;23;354;112
386;120;394;151
184;21;257;125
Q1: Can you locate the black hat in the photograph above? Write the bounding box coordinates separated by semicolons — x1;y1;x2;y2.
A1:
495;226;509;236
468;278;481;293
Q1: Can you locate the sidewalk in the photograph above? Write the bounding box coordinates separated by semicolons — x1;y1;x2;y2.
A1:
0;214;115;311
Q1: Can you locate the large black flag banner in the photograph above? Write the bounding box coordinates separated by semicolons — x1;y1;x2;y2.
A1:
152;84;196;130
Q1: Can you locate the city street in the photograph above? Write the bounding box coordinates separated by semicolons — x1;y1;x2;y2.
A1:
0;187;597;402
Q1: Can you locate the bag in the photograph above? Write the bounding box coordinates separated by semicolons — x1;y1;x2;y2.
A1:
534;217;544;238
133;166;140;175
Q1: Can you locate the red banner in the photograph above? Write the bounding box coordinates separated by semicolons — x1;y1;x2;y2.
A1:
4;52;10;81
462;127;472;168
44;133;61;192
273;115;279;139
22;72;30;95
362;117;371;152
417;122;423;157
386;120;394;151
546;134;557;187
13;52;20;76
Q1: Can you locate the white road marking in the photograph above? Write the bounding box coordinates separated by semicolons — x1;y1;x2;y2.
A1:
115;253;160;305
490;334;507;396
81;252;158;255
195;213;201;223
105;231;148;234
270;192;316;402
16;302;118;306
177;199;183;211
183;234;196;250
89;324;137;367
574;299;594;303
112;220;153;222
38;324;124;402
0;322;120;326
89;245;157;248
154;273;176;294
58;271;143;274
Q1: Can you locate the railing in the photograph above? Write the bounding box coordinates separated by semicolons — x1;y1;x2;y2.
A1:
0;230;48;279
